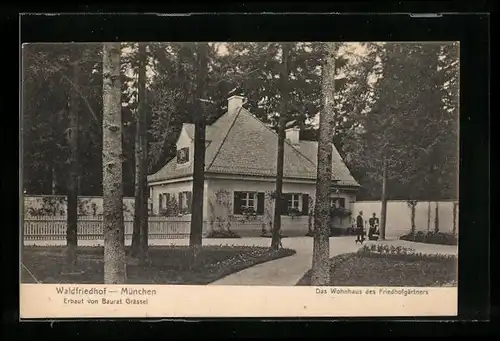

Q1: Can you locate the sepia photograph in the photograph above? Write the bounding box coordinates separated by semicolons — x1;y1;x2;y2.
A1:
20;41;459;318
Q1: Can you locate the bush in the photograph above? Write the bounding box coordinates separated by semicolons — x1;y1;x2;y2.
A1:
400;231;457;245
206;230;241;239
357;244;457;262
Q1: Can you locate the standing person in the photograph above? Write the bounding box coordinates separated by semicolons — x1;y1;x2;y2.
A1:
368;212;380;240
355;211;365;244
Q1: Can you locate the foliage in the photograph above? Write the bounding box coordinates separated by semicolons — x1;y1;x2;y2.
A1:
342;42;459;201
205;230;242;239
329;206;351;218
207;190;241;237
400;231;458;246
22;245;296;284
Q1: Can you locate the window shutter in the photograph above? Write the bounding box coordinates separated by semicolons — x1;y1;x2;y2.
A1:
257;192;265;215
159;193;163;210
302;194;309;215
178;192;183;209
186;192;192;212
176;150;181;163
233;191;242;214
185;148;190;162
281;193;291;215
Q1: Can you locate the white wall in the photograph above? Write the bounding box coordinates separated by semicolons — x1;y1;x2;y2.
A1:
206;177;356;235
352;200;459;239
150;180;196;215
176;126;194;164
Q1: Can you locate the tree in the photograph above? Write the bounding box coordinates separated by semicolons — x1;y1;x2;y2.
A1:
271;43;290;250
311;43;337;286
434;202;440;233
138;43;150;262
342;43;459;202
65;46;82;267
131;43;150;261
102;42;126;284
190;42;209;250
407;200;418;234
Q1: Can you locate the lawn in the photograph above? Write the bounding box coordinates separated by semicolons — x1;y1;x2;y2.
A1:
21;245;296;285
296;245;457;287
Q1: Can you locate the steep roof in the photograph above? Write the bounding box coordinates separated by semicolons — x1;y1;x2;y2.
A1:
147;107;359;187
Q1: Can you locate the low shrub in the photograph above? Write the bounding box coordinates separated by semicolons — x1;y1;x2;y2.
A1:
400;231;458;246
357;244;457;262
306;227;355;237
260;232;288;238
205;230;241;239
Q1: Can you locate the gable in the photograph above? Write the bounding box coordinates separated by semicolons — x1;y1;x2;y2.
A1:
176;126;192;149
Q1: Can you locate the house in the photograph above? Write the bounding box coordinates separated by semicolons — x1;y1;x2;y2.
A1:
147;95;360;236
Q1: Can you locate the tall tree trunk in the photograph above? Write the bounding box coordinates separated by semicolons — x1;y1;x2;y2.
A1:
380;156;388;240
51;167;57;195
102;42;126;284
131;117;142;256
434;201;440;233
65;55;80;268
311;42;336;286
452;202;457;235
410;201;417;234
138;43;150;263
189;42;208;251
427;201;431;232
271;43;290;250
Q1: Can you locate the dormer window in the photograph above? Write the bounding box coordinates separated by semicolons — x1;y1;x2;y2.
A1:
177;147;190;164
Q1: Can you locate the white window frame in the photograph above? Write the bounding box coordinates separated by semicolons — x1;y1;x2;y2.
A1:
241;192;257;210
288;194;300;211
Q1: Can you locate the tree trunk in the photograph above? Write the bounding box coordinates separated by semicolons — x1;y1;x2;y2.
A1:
434;201;440;233
271;43;290;250
311;42;337;286
139;43;150;263
189;42;208;252
427;201;431;232
380;156;388;240
131;116;142;256
410;202;417;234
102;42;126;284
452;202;457;235
51;166;57;195
65;56;80;268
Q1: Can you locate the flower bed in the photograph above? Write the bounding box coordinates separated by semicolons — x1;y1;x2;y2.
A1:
400;231;458;246
296;244;457;287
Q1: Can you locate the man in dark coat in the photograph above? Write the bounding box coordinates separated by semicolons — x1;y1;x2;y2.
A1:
355;211;365;244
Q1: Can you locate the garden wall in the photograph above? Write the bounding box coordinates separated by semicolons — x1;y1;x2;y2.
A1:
352;200;459;239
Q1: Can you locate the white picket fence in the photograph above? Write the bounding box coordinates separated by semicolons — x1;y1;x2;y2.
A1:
23;216;196;241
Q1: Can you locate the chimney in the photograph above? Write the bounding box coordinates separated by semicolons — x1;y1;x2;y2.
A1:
228;95;245;115
285;127;300;146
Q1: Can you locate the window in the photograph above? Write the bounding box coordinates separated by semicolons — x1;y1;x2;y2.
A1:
287;194;300;210
234;191;265;215
241;192;257;210
178;191;192;213
330;197;346;208
177;147;190;164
